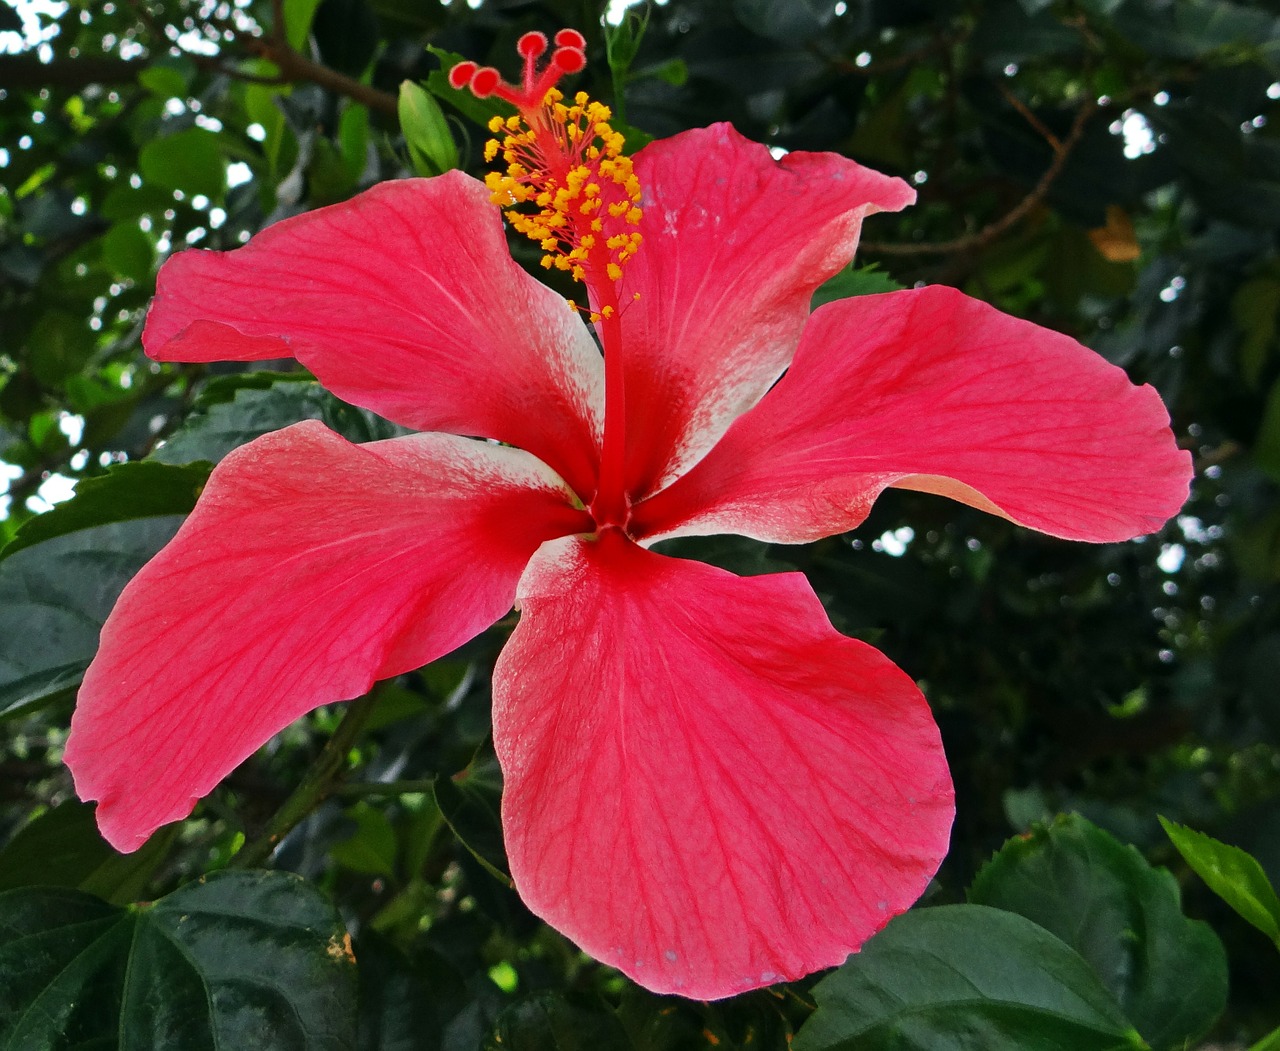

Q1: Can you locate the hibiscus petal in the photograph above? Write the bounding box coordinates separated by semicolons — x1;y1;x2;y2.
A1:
617;124;915;498
65;421;590;853
142;174;604;498
492;531;953;1000
633;286;1192;544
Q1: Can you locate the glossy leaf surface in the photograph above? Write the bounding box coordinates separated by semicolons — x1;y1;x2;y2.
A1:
0;871;356;1049
793;905;1146;1051
1160;816;1280;949
970;814;1227;1049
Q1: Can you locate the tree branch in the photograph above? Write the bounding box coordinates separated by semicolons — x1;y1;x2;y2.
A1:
861;100;1098;257
332;778;438;798
1;23;396;116
231;691;380;868
241;34;398;115
813;31;961;79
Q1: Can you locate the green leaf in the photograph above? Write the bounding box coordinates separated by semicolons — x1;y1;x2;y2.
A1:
0;802;115;894
25;309;95;386
811;264;905;310
78;827;179;907
308;135;359;203
0;461;205;716
62;94;95;134
1159;816;1280;949
970;0;1082;70
425;45;509;128
733;0;833;42
433;763;511;888
2;461;209;559
284;0;325;50
969;814;1226;1050
0;889;126;1045
312;0;379;76
101;221;154;283
1255;376;1280;482
136;64;189;99
1251;1024;1280;1051
483;993;632;1051
0;798;117;890
1113;0;1280;63
616;986;714;1051
331;804;399;877
101;178;175;222
644;58;687;87
245;83;292;176
139;128;226;199
0;800;174;905
399;80;459;177
604;6;648;73
150;375;405;465
792;905;1147;1051
356;932;467;1051
1078;0;1124;14
0;871;357;1049
0;517;186;719
339;102;371;179
1233;274;1280;388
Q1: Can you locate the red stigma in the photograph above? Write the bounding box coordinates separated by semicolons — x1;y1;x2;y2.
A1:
517;32;549;59
469;67;501;98
553;48;586;74
554;28;586;49
452;27;590;111
447;61;477;90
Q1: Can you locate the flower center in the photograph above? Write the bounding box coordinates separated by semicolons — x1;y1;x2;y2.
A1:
449;32;643;324
451;30;640;530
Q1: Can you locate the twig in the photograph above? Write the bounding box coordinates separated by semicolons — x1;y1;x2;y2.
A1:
861;100;1097;257
998;80;1062;153
242;34;398;115
2;3;396;116
813;32;960;79
231;692;380;868
331;778;438;798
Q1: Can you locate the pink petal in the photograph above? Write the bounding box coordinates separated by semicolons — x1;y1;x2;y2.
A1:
492;531;953;1000
633;286;1192;545
65;421;590;852
616;124;915;499
142;175;604;498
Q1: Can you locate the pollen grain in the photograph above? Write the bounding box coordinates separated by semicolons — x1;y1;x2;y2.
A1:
483;89;643;310
450;31;643;323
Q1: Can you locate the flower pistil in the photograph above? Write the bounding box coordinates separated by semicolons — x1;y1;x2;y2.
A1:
449;32;643;323
450;31;643;528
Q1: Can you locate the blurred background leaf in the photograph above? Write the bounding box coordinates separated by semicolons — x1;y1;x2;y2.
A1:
3;0;1280;1044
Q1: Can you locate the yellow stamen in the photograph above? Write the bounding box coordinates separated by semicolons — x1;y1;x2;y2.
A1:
481;86;643;298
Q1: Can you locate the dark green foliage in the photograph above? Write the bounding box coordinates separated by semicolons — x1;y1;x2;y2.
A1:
0;871;357;1049
0;799;173;904
970;814;1227;1049
149;373;406;465
794;905;1145;1051
482;992;634;1051
1161;815;1280;948
3;0;1280;1046
0;515;187;718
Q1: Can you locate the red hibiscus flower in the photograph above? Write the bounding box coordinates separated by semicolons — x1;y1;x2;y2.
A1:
64;31;1191;1000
